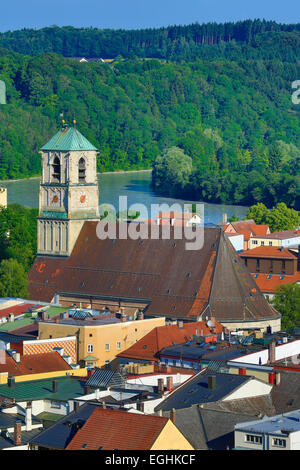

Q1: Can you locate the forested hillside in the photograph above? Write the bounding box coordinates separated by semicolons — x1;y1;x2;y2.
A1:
0;23;299;208
0;20;300;60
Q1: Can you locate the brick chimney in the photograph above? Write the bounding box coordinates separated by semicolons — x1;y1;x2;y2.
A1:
52;380;58;393
157;378;164;395
208;375;216;389
166;376;173;392
177;321;183;329
268;340;276;364
170;408;176;425
14;420;22;446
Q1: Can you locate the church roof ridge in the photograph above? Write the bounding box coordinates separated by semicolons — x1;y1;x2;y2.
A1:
41;126;98;152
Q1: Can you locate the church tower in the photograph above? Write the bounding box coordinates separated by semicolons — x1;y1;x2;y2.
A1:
37;121;100;257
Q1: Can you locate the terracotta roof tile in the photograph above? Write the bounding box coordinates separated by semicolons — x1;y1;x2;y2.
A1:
65;408;169;450
117;320;223;362
251;273;300;293
0;352;71;376
241;246;298;259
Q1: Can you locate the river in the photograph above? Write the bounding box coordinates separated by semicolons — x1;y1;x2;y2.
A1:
0;171;248;224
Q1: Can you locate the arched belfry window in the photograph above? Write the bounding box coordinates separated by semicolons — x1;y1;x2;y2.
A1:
51;156;61;183
78;157;86;183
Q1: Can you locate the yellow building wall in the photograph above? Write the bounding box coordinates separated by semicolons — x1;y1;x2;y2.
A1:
249;238;281;249
38;317;165;367
151;420;194;450
0;368;87;384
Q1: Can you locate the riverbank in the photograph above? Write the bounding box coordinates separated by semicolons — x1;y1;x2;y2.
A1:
0;168;152;184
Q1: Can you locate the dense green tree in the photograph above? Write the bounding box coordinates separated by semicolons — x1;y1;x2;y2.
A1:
273;283;300;331
245;203;270;224
152;147;193;197
266;202;300;232
0;258;28;299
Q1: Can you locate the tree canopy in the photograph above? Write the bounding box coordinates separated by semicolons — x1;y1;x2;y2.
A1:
244;202;300;232
273;283;300;331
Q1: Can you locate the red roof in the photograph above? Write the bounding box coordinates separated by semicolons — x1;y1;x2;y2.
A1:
0;303;41;319
241;246;298;259
251;273;300;293
66;408;169;450
0;351;72;376
117;320;223;362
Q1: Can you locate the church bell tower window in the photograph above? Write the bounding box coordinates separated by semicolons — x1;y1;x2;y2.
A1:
78;157;86;183
52;156;61;183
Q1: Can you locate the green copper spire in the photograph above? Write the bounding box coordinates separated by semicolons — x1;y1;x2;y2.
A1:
41;125;98;151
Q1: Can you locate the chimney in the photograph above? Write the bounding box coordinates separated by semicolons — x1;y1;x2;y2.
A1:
101;401;106;409
120;313;127;323
178;321;183;329
275;371;281;386
157;378;164;395
170;408;176;425
74;401;80;412
87;369;95;379
208;375;216;389
238;368;247;376
268;372;276;385
137;401;144;412
52;380;58;393
222;213;228;225
8;376;15;388
84;385;90;395
166;376;173;392
268;340;276;364
26;402;32;431
137;310;144;321
14;420;22;446
13;352;21;363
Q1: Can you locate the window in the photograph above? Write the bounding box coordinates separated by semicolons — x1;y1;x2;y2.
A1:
273;438;286;448
50;402;61;409
253;240;258;245
282;260;286;273
270;260;273;273
51;156;61;183
116;341;121;350
78;157;86;183
246;434;262;444
269;241;272;246
261;241;265;246
105;343;110;351
87;344;94;353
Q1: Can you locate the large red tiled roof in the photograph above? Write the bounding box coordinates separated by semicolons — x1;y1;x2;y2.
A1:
117;320;223;362
28;223;279;323
0;351;72;376
251;273;300;294
241;246;298;259
65;408;169;450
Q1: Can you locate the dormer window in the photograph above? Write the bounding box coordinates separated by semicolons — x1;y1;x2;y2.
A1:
51;156;61;183
78;157;86;183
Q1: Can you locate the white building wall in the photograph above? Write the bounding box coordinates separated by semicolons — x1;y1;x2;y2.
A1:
223;378;272;401
230;340;300;365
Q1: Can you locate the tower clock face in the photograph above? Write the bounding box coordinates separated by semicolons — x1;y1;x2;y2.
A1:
78;190;88;206
49;189;61;207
